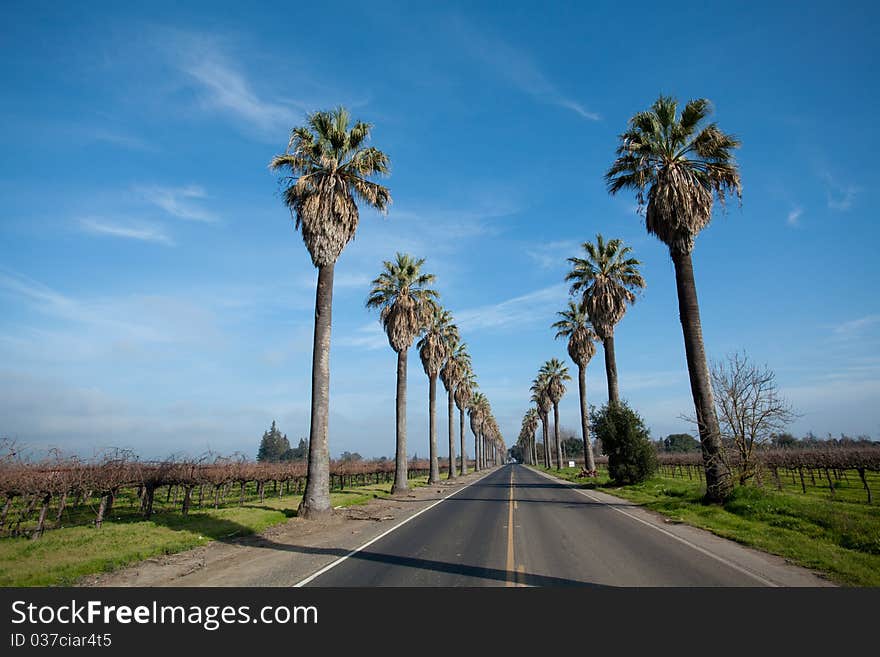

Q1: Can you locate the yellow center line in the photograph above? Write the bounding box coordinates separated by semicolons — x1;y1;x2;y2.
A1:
506;467;515;587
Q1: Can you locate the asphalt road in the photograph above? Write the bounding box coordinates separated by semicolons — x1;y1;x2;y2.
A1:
299;464;819;587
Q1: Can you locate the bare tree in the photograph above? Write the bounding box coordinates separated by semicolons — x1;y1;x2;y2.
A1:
711;351;798;484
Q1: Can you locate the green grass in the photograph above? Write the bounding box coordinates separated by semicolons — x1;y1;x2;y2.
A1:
0;477;428;587
533;465;880;586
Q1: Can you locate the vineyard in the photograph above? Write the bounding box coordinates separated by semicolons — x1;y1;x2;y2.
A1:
646;448;880;502
0;446;469;539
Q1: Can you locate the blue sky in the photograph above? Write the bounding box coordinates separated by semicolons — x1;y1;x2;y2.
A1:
1;1;878;459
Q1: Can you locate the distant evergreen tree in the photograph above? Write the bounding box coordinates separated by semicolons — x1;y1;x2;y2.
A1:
257;421;291;462
663;433;700;453
280;438;309;461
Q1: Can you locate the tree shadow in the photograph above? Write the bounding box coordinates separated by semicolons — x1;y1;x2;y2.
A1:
248;539;608;588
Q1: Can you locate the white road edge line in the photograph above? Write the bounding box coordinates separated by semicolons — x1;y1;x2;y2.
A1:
530;467;779;587
293;469;499;587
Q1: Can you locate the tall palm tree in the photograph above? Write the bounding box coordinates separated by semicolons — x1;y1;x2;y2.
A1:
566;234;645;406
455;369;476;475
469;392;489;471
270;107;390;519
417;306;459;484
553;301;599;474
367;253;438;493
605;95;741;502
524;408;539;465
530;374;553;468
540;359;571;470
484;415;498;467
440;343;470;479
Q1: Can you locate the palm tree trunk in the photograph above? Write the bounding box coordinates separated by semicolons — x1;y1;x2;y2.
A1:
392;348;409;494
578;365;595;474
531;432;537;465
474;428;480;471
447;390;457;479
459;407;467;475
671;249;732;502
603;334;620;405
427;375;440;484
298;262;334;519
553;403;562;470
542;418;550;468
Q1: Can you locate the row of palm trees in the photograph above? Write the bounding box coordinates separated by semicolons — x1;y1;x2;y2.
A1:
365;253;505;494
274;93;742;514
269;108;503;518
517;95;741;503
518;235;645;473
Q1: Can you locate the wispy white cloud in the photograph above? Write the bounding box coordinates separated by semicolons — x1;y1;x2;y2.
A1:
0;271;219;347
451;16;600;121
337;322;388;350
159;30;303;138
456;283;569;332
525;239;579;269
833;314;880;337
786;207;802;227
78;217;174;246
86;128;155;152
821;172;859;211
135;184;217;222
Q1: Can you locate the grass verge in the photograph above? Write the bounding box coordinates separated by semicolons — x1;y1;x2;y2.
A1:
0;477;428;586
532;465;880;586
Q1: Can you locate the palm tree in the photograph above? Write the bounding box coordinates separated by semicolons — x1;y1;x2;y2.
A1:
518;413;533;464
605;95;741;502
440;342;470;480
566;234;645;406
367;253;438;493
483;415;498;467
417;306;459;484
270;107;390;519
540;359;571;470
469;392;489;471
553;301;599;474
455;369;476;475
524;408;539;465
530;374;553;468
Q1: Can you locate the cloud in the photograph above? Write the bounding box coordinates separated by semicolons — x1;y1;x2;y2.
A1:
337;322;388;350
525;239;579;269
78;217;174;246
0;271;220;348
833;314;880;337
456;283;569;332
821;173;859;211
451;16;600;121
135;184;217;222
86;128;155;152
786;207;802;227
159;29;302;138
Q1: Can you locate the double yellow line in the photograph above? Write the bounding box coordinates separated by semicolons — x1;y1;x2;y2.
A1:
506;467;520;587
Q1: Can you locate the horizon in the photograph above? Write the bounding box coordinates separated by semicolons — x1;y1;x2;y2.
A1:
2;1;879;460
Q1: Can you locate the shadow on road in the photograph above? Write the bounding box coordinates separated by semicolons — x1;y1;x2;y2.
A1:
246;538;607;587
